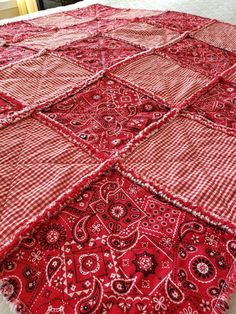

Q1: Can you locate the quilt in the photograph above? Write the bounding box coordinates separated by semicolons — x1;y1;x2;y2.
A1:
0;4;236;314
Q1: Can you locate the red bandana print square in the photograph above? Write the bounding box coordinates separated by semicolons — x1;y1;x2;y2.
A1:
0;21;47;44
0;45;35;67
186;79;236;129
0;170;235;314
41;76;169;154
159;37;236;78
140;11;212;33
55;35;141;72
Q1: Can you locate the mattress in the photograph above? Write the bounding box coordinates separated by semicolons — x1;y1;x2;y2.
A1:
0;1;236;314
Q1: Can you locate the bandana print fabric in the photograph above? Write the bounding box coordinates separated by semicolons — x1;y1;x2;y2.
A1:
0;45;36;67
54;36;141;72
0;21;48;43
185;78;236;129
138;11;212;33
0;4;236;314
41;76;169;154
0;170;235;314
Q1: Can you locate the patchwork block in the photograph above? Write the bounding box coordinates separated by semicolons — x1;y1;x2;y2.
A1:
14;28;90;50
141;11;211;33
109;53;210;106
41;76;169;154
28;13;95;29
186;79;236;129
0;117;99;250
66;3;122;19
0;53;93;105
55;35;141;72
0;21;46;43
106;22;180;49
121;114;236;222
104;8;163;20
194;21;236;52
160;37;236;78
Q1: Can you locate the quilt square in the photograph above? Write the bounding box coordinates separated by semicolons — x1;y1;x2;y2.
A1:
66;4;122;19
193;21;236;52
159;37;236;78
109;53;210;107
186;78;236;129
0;170;235;314
55;35;141;72
0;21;46;44
0;53;93;106
121;114;236;223
140;11;211;33
0;117;100;252
28;13;95;29
41;76;169;154
103;8;163;20
106;22;180;49
0;45;35;67
14;28;90;51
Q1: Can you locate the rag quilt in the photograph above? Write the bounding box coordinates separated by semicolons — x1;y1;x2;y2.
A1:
0;4;236;314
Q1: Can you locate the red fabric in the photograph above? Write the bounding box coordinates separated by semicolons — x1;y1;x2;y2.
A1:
0;4;236;314
186;78;236;129
0;170;235;314
55;36;141;72
41;76;168;154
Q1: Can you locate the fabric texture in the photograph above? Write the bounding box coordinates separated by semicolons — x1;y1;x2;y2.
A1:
0;4;236;314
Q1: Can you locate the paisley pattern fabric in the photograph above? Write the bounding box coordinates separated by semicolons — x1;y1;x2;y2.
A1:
0;170;235;314
0;4;236;314
159;37;236;78
186;78;236;129
55;36;141;72
41;77;168;154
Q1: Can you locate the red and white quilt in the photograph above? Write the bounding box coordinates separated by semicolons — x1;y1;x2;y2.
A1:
0;4;236;314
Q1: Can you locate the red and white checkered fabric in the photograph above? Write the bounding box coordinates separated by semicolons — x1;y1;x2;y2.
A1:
0;53;93;105
122;115;236;222
0;117;99;248
104;8;163;20
194;21;236;52
28;13;95;29
106;22;180;49
14;28;91;50
110;54;210;106
226;68;236;82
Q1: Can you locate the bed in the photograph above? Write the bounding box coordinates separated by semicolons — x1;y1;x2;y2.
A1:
0;1;236;313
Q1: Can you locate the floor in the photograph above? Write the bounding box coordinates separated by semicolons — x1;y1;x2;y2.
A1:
0;0;235;313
